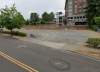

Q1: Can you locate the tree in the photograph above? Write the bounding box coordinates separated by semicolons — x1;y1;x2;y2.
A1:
42;12;54;22
25;19;30;25
94;17;100;28
42;12;49;22
84;0;100;28
63;19;67;25
40;20;46;24
49;12;54;21
0;3;24;36
30;13;39;26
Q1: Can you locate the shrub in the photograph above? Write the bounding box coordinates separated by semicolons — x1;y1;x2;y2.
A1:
40;20;46;24
91;25;98;31
86;38;100;47
0;30;27;36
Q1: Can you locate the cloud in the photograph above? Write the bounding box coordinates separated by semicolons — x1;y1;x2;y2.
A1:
0;0;65;19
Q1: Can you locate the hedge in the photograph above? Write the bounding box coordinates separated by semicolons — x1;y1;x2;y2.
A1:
0;30;27;36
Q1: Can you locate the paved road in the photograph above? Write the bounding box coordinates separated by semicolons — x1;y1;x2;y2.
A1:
14;30;100;45
0;35;100;72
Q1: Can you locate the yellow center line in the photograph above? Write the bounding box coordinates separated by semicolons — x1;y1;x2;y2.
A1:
0;51;39;72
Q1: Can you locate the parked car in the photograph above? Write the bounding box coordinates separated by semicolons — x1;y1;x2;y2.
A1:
0;28;3;30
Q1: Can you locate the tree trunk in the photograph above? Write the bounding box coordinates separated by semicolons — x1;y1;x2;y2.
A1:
11;29;12;37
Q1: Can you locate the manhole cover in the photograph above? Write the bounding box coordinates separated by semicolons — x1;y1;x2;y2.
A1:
49;59;70;71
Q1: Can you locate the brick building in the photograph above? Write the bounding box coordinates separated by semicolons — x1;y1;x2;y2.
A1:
65;0;88;25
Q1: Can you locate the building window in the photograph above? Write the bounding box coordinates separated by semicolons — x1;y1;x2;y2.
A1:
75;0;77;3
71;17;73;19
69;13;72;15
68;20;70;22
68;6;72;8
79;0;82;2
79;4;82;8
75;5;77;15
75;13;77;15
83;9;86;13
79;11;82;14
75;10;77;15
75;5;77;8
79;8;82;10
83;16;85;18
69;2;72;4
77;17;79;19
83;0;86;2
83;3;86;8
69;9;72;12
80;16;82;18
74;17;76;19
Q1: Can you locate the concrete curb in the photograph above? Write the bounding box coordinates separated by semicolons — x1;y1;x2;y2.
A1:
76;52;100;62
60;49;100;62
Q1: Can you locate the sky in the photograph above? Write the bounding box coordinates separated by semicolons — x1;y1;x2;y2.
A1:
0;0;66;20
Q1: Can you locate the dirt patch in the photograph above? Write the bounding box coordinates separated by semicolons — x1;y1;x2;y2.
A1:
4;35;20;39
26;36;33;38
22;25;89;30
81;45;100;50
76;49;100;58
61;43;100;50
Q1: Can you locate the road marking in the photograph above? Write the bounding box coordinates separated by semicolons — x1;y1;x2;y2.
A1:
17;45;27;48
0;51;39;72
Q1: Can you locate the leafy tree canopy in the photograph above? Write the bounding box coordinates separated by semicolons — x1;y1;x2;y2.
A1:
0;3;25;36
84;0;100;27
30;13;39;25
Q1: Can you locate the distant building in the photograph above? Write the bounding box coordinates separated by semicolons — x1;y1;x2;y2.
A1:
65;0;88;25
56;12;68;26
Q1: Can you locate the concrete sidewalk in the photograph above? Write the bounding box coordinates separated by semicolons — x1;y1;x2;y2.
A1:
18;37;100;53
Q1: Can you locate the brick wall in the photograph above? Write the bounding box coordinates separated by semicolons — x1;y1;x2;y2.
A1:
65;0;88;15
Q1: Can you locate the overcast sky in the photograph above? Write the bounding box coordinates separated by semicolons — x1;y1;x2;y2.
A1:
0;0;65;20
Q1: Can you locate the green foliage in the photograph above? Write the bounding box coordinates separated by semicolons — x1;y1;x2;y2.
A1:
42;12;54;22
40;20;46;24
94;17;100;28
42;12;49;22
0;30;27;36
49;12;54;21
86;38;100;47
25;19;30;25
91;25;98;31
30;13;39;25
0;3;24;36
63;19;67;24
84;0;100;27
